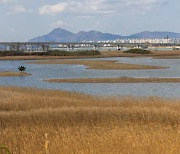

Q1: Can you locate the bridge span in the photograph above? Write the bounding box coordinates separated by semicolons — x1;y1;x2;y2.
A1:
0;42;179;52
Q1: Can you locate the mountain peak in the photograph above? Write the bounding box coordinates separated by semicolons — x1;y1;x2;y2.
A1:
88;30;100;33
49;28;74;35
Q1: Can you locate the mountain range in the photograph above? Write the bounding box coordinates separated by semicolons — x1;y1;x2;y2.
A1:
29;28;180;42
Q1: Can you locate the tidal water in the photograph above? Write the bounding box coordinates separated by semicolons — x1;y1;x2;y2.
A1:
0;57;179;98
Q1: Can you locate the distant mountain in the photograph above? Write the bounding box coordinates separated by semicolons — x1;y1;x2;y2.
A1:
29;28;180;42
29;28;131;42
130;31;180;39
70;30;129;42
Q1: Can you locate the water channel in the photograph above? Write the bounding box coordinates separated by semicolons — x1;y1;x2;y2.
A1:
0;57;179;98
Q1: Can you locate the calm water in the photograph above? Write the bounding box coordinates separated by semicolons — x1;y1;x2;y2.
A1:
0;57;179;98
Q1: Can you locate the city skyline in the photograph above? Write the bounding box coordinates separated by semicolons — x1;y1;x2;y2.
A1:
0;0;179;41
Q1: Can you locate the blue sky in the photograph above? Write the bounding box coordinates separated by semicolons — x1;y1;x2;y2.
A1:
0;0;179;41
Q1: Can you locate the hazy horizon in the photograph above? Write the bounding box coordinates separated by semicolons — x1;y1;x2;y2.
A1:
0;0;179;41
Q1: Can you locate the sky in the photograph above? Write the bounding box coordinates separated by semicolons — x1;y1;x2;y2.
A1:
0;0;179;41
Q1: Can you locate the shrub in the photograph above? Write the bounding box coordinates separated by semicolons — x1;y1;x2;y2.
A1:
0;51;29;57
123;49;151;54
18;66;26;72
0;50;101;57
44;50;101;56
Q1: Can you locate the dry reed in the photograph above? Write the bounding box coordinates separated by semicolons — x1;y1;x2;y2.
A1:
0;86;180;153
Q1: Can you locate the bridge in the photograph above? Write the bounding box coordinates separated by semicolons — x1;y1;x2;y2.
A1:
0;42;180;52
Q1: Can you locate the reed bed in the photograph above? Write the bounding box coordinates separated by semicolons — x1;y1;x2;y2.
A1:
0;72;30;77
0;86;180;154
46;77;180;83
31;59;167;70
